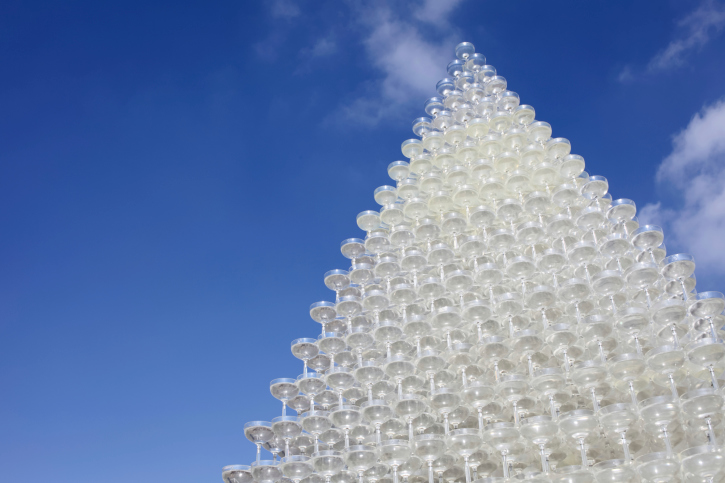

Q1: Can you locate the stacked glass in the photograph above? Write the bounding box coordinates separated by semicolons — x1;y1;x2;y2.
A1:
223;42;725;483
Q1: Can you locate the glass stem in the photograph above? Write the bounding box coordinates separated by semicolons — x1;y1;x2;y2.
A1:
621;432;630;462
707;417;717;444
256;443;261;463
464;456;470;483
527;354;534;375
668;374;679;399
709;318;718;339
628;382;638;407
549;395;557;419
579;438;588;467
501;452;508;479
710;366;720;390
590;387;599;412
428;461;434;483
662;426;673;457
539;444;548;473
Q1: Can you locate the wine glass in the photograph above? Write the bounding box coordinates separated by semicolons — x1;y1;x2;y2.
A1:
413;434;447;483
311;301;338;336
681;388;724;446
570;360;608;412
680;445;725;483
479;336;512;382
691;292;725;339
630;225;664;264
448;428;483;483
246;421;275;463
607;353;646;407
520;415;559;473
511;329;544;376
223;465;254;483
273;416;303;457
592;459;637;483
646;345;685;399
531;367;568;419
417;349;447;393
385;355;416;398
483;422;520;479
379;439;413;483
297;373;327;410
635;451;680;483
598;403;638;462
640;396;680;457
559;409;599;467
312;451;345;483
614;306;649;355
661;254;695;301
293;338;320;376
345;445;378;483
282;456;315;483
687;338;725;391
431;388;462;435
651;299;687;348
545;323;580;376
302;411;332;454
497;374;530;426
331;405;363;450
463;381;495;431
355;361;386;403
325;269;351;302
252;460;284;483
395;394;429;442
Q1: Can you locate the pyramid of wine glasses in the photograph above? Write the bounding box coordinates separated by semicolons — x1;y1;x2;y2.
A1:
223;42;725;483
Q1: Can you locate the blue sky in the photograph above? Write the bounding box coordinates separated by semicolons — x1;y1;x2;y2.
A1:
1;0;725;481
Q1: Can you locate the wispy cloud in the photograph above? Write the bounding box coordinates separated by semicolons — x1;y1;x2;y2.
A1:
335;1;465;126
307;36;337;57
270;0;301;19
414;0;465;25
617;65;634;83
617;0;725;82
648;0;725;72
639;98;725;277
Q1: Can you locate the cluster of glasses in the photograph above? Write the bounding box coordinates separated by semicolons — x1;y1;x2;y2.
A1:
223;42;725;483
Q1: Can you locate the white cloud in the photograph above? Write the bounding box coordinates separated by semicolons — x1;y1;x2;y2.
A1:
270;0;300;19
647;0;725;72
309;37;337;57
639;98;725;276
617;66;634;83
336;2;465;126
414;0;465;25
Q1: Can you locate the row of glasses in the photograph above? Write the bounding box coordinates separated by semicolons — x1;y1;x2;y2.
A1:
227;41;725;483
